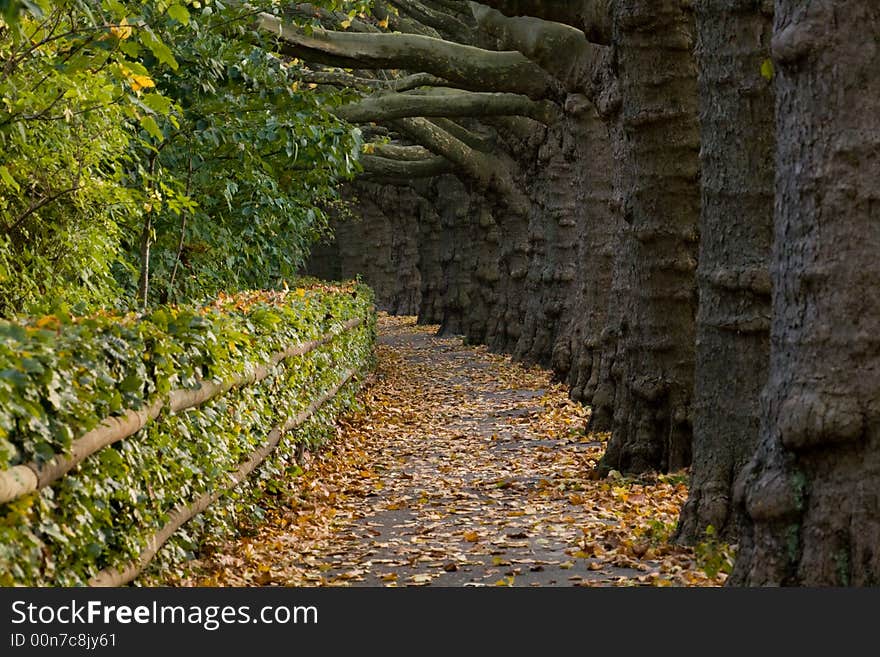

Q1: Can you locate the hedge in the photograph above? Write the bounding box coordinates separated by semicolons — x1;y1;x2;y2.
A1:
0;282;376;586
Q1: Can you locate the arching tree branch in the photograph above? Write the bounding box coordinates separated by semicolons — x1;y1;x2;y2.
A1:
394;117;529;213
255;13;561;99
285;3;380;33
295;69;451;92
430;117;496;152
361;153;454;178
475;0;613;45
469;2;600;90
387;0;474;41
369;143;435;160
337;90;561;125
372;1;441;38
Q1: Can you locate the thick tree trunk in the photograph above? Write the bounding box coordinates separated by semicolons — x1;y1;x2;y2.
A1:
552;106;620;407
597;0;701;474
308;184;423;315
731;2;880;586
675;0;774;544
503;102;617;379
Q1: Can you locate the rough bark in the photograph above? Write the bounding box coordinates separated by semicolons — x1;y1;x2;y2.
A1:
551;107;620;409
597;0;701;475
308;184;423;315
675;0;774;544
731;1;880;586
578;49;625;433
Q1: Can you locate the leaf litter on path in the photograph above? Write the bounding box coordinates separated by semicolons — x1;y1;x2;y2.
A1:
163;314;727;587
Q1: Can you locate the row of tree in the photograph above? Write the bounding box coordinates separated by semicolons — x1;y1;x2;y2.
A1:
3;1;876;586
271;1;878;586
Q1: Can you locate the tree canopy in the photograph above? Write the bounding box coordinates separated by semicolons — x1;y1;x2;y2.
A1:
0;0;366;316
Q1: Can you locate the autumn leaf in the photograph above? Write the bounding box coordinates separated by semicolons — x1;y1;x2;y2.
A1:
129;74;155;92
110;18;132;40
163;315;727;589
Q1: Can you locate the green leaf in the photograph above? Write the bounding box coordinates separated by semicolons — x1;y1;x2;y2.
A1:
141;93;173;116
167;3;190;24
0;166;20;192
118;40;140;58
139;31;178;71
760;58;774;81
140;115;164;141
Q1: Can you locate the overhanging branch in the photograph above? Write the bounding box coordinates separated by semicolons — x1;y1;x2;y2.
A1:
387;0;474;41
469;2;599;90
394;116;530;213
369;143;435;160
475;0;613;45
295;69;452;92
361;153;454;178
337;90;560;125
256;12;561;99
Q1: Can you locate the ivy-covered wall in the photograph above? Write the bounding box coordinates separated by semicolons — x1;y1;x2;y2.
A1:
0;282;375;586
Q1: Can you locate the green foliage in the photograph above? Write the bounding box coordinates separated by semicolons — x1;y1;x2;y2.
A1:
0;1;162;316
0;0;365;317
133;7;363;304
639;518;677;547
0;281;376;585
694;525;735;579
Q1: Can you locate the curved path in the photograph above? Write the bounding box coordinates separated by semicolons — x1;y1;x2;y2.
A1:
171;315;724;587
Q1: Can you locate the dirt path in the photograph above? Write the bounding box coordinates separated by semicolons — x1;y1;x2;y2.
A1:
172;315;727;587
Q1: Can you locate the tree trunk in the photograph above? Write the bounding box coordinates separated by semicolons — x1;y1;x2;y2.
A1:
731;1;880;586
543;104;619;400
674;0;774;544
136;213;152;311
310;183;423;316
597;0;701;474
